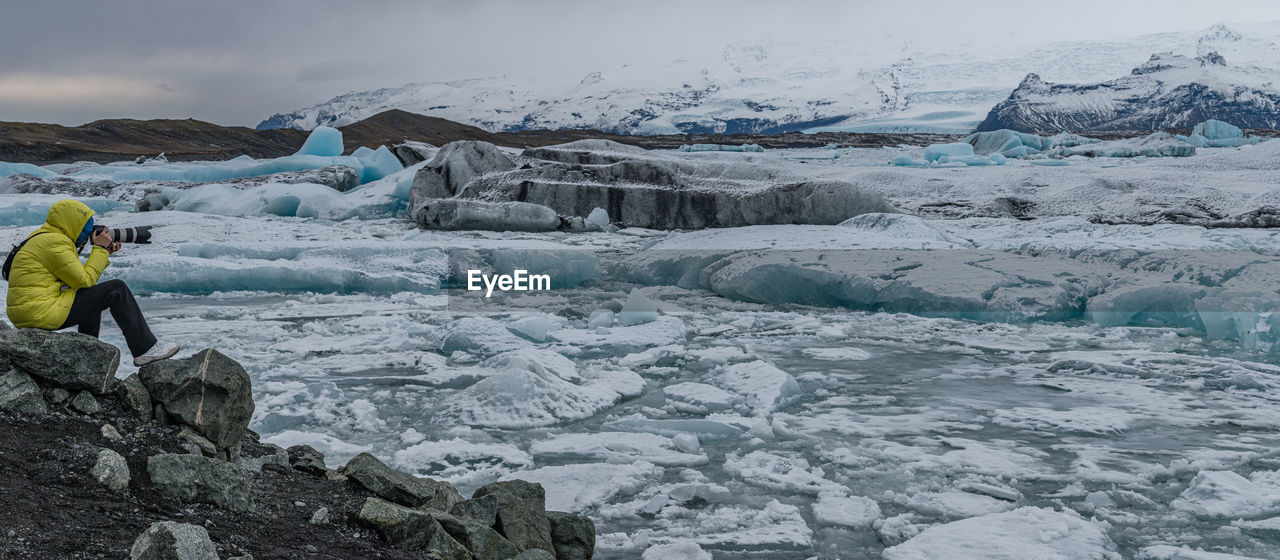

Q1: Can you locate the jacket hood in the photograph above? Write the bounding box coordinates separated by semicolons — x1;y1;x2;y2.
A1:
44;199;96;240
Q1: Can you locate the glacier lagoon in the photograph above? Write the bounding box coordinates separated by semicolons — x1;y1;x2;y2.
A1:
3;140;1280;559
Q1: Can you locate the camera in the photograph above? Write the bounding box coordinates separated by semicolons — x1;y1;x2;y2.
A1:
93;225;153;244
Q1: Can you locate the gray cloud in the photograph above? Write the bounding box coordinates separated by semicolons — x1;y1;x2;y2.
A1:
3;0;1280;126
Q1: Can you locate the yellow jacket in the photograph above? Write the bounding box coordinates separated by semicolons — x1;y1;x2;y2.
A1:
5;200;110;329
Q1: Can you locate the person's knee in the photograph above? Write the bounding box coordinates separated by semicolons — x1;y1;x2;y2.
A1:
101;278;130;293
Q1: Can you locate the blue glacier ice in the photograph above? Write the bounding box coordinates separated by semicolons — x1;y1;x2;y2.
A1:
923;142;973;162
296;126;345;157
964;130;1047;158
0;162;59;179
0;197;129;227
66;128;403;184
1184;119;1264;148
889;155;926;167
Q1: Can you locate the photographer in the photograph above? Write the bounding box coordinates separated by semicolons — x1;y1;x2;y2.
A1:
5;199;178;366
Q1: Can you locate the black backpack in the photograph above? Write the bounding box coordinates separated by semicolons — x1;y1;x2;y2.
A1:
3;232;46;281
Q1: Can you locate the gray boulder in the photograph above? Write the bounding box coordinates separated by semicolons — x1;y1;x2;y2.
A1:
409;141;517;209
450;494;500;526
0;368;47;414
287;444;328;476
70;391;102;415
512;549;557;560
413;199;561;232
473;480;555;554
427;510;521;560
547;511;596;560
129;521;219;560
9;330;119;394
148;453;254;512
340;452;462;510
116;373;153;421
357;497;473;559
92;448;131;494
139;349;253;452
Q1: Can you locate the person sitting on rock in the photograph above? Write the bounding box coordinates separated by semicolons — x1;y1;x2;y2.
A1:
5;199;179;366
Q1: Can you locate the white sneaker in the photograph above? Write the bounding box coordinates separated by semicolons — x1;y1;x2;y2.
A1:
134;342;180;367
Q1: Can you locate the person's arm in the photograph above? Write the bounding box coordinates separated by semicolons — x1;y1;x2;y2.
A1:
39;236;111;290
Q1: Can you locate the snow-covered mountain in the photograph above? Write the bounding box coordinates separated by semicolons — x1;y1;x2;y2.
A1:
976;52;1280;132
259;22;1280;135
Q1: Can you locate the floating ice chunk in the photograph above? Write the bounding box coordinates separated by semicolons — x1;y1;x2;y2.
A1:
671;434;701;454
678;143;764;152
882;507;1119;560
1172;470;1280;519
296;126;345;157
586;207;611;230
435;361;633;428
663;382;742;414
415;198;561;232
723;450;838;494
712;360;801;414
1189;119;1264;147
642;542;712;560
676;500;812;547
813;491;882;527
587;310;615;329
441;317;532;357
602;418;748;441
800;347;871;361
923;142;974;162
965;130;1047;157
904;490;1017;517
530;432;708;466
1139;545;1267;560
618;288;660;326
481;348;580;381
890;155;927;167
550;316;686;349
391;438;533;489
503;461;663;512
0;161;58;179
0;197;128;227
507;315;559;342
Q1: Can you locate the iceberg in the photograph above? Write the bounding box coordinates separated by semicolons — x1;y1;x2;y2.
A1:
1186;119;1264;148
923;142;974;162
882;507;1119;560
677;143;765;152
67;127;403;185
0;161;58;179
295;126;344;157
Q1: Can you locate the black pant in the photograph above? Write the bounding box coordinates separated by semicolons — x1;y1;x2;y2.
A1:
58;279;157;358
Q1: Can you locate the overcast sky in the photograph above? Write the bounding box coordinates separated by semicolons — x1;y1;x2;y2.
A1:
3;0;1280;127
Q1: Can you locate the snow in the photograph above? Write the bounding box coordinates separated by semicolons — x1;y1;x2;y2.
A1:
641;542;712;560
882;507;1120;560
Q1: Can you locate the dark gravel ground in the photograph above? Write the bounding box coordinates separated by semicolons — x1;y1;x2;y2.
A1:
0;392;431;560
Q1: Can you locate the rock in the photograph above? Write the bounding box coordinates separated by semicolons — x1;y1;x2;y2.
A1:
450;494;500;526
139;349;254;451
92;448;130;494
70;391;102;415
427;510;521;560
0;368;48;414
129;521;218;560
357;497;473;559
154;404;169;426
46;387;71;403
116;373;153;421
310;507;329;525
176;426;217;457
340;452;462;510
512;550;557;560
413;198;561;232
472;480;555;554
9;330;120;394
147;453;254;512
409;141;517;208
287;444;328;476
101;424;124;441
547;511;596;560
